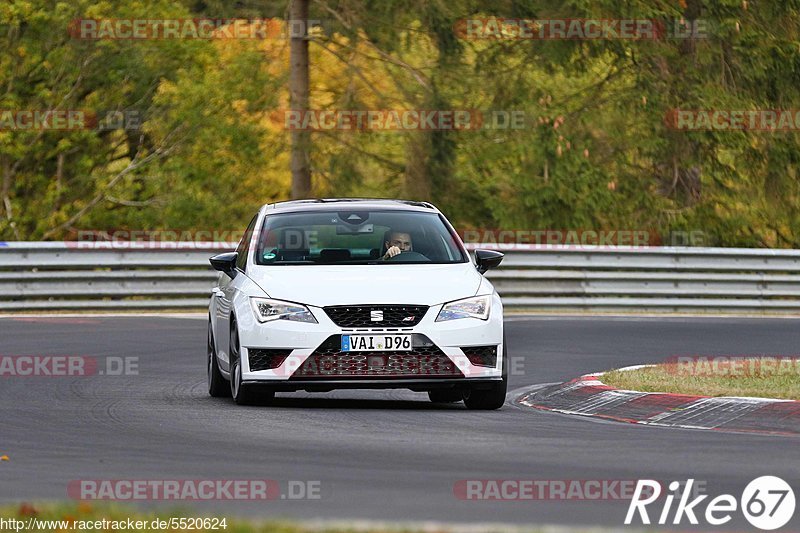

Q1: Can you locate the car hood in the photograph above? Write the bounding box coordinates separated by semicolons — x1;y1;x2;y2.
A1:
247;262;483;307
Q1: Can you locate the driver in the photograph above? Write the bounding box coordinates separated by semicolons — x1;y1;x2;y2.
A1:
382;231;412;260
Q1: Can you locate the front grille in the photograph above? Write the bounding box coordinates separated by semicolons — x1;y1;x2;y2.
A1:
323;305;428;328
462;345;498;368
248;348;290;372
291;335;463;379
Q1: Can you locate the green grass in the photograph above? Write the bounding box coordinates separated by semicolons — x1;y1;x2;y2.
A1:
602;358;800;400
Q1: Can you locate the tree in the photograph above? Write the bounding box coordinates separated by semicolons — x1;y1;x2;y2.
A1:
289;0;312;199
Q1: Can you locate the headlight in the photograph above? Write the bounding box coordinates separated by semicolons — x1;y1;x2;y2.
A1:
435;295;491;322
250;297;317;324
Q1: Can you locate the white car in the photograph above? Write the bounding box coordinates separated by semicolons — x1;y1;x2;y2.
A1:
207;199;506;409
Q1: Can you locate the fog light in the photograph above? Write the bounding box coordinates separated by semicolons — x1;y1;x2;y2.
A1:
461;345;497;367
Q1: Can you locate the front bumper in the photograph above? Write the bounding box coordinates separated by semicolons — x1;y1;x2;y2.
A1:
243;378;503;393
235;293;504;387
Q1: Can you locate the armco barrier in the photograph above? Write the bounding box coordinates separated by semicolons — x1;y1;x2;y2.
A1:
2;242;800;313
0;242;228;311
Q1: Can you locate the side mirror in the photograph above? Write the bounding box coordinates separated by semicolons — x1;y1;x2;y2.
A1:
209;251;238;278
475;249;504;274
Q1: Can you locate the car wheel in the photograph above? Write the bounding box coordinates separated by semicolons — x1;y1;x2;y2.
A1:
229;318;274;406
462;337;508;410
208;318;230;398
428;389;463;403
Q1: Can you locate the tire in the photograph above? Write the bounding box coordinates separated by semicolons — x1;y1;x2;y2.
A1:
428;389;463;403
462;337;508;410
208;319;230;398
229;318;274;406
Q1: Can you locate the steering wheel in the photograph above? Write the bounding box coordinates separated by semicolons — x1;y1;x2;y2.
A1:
385;251;430;262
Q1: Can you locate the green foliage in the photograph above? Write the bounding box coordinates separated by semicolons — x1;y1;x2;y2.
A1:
2;0;800;246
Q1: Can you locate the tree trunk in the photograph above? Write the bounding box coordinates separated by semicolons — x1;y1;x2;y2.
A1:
289;0;311;199
404;132;431;200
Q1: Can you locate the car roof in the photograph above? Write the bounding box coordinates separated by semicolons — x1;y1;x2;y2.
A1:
261;198;439;215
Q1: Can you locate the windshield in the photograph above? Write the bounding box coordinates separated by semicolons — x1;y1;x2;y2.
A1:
253;210;467;265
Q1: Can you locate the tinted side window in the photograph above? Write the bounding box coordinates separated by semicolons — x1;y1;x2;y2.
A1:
235;214;259;272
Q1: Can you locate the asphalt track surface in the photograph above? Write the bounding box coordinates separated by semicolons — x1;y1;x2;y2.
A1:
1;315;799;530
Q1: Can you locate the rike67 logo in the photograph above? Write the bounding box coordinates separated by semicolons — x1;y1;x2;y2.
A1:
625;477;795;530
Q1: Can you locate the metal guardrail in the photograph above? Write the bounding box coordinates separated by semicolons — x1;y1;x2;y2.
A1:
2;242;800;313
0;242;227;311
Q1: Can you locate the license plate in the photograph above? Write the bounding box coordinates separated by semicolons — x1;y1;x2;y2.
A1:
341;334;412;352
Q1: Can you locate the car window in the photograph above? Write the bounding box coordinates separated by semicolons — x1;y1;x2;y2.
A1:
235;214;259;272
254;210;467;265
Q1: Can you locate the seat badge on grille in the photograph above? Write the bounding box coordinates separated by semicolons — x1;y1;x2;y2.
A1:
370;310;384;322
